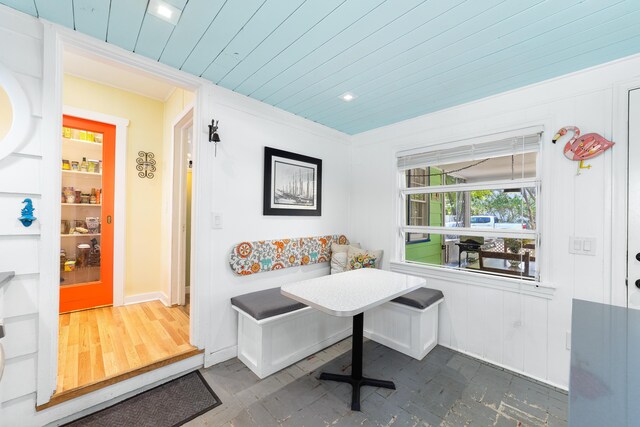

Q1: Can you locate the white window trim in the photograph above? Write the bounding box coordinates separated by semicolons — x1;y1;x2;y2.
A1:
394;124;554;297
402;226;536;240
389;261;555;299
401;177;537;194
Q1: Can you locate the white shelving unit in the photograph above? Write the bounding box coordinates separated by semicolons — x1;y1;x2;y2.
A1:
62;137;103;147
60;126;104;286
62;170;102;177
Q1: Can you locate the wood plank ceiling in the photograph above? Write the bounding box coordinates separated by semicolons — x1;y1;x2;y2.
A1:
3;0;640;134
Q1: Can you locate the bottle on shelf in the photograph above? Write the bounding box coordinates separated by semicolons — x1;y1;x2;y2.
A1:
80;157;88;172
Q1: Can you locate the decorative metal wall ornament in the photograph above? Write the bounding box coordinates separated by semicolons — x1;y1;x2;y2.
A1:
552;126;615;175
18;198;37;227
136;151;156;179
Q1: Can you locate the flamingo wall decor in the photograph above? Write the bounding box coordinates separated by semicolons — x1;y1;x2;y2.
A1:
552;126;614;175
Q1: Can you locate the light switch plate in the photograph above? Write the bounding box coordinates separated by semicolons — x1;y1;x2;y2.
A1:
211;212;223;229
573;239;582;251
569;237;596;256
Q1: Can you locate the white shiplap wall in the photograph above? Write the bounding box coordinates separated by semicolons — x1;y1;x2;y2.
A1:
0;6;44;418
349;54;638;389
0;5;352;424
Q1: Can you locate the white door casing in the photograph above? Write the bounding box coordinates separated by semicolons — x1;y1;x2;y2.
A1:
170;107;193;306
38;23;214;407
628;88;640;308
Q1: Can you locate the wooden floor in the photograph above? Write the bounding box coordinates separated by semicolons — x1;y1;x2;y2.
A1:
56;300;195;394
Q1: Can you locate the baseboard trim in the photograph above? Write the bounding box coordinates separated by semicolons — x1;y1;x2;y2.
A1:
437;343;568;392
123;292;170;306
205;345;237;368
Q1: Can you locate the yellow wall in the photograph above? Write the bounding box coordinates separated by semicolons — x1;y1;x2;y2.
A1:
63;74;166;298
0;86;13;139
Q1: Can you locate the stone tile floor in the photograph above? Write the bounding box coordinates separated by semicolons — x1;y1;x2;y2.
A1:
189;339;567;426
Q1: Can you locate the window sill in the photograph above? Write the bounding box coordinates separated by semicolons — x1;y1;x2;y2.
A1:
389;261;555;299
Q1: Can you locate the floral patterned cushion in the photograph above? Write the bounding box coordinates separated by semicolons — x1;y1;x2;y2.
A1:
347;247;383;270
229;234;349;276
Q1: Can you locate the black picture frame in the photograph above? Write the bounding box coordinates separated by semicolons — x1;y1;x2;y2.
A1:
263;147;322;216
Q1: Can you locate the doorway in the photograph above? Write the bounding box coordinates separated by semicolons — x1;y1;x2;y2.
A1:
171;109;194;313
38;28;213;409
48;50;201;403
59;115;115;313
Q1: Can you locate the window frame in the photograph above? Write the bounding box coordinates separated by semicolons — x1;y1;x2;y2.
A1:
405;167;431;244
396;131;544;285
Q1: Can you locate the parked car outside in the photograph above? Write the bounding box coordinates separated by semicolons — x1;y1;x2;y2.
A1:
470;215;527;229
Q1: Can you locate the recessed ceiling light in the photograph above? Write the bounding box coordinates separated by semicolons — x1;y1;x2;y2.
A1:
340;92;357;102
147;0;182;25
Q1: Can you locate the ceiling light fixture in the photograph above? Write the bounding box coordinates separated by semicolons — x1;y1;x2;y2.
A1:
147;0;182;25
340;92;357;102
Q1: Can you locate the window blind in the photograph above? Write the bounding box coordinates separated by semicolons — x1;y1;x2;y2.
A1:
397;126;543;170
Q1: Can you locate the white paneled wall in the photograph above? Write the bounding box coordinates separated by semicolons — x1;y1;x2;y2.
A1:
0;4;44;421
0;4;351;423
349;56;638;389
206;85;351;364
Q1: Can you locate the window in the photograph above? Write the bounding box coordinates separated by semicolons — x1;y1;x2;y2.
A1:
406;168;430;243
397;128;542;281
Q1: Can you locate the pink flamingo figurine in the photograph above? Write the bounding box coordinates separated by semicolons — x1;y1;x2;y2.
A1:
552;126;614;174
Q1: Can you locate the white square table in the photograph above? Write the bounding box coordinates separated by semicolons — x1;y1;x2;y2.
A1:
281;268;426;411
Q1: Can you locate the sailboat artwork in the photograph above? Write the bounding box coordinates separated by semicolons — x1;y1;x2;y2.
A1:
274;161;316;207
264;147;322;216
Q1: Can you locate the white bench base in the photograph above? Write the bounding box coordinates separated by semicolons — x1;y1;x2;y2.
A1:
233;306;351;379
364;299;442;360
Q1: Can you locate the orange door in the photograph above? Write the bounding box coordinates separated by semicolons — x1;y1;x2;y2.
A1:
60;115;115;312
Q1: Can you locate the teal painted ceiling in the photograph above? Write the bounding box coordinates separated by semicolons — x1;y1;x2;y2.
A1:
2;0;640;134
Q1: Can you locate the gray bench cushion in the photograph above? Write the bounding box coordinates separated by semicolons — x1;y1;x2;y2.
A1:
392;287;443;310
231;287;307;320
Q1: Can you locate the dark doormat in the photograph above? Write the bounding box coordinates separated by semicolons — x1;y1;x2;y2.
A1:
64;371;221;427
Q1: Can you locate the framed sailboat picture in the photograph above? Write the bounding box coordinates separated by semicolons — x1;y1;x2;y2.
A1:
263;147;322;216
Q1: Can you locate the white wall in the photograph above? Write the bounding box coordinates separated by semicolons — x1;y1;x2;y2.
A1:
205;85;351;363
349;54;640;389
0;6;350;424
0;4;45;421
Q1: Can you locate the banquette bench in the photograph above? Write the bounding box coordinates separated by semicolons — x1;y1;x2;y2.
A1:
231;285;443;379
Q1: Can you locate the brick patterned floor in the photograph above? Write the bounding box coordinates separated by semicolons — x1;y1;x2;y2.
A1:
189;339;567;426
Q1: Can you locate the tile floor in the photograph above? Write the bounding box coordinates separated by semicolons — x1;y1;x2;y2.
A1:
191;339;567;426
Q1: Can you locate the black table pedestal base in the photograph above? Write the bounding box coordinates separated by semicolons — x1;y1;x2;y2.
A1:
319;373;395;411
318;312;396;411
